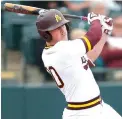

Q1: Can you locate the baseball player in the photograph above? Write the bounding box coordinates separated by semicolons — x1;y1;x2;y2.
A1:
36;9;122;119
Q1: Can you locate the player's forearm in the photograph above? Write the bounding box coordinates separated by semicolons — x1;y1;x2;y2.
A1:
87;33;107;62
86;20;102;48
82;20;102;52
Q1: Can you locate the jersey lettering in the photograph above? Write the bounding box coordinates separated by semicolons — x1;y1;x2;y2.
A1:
81;56;89;70
81;56;87;63
48;66;64;88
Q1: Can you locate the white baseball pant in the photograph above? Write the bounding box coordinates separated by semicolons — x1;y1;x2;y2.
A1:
62;101;122;119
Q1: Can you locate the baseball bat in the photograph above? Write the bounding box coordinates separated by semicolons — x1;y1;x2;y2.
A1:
4;3;88;21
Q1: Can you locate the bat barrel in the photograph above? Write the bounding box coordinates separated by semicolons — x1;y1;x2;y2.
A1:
4;3;41;15
4;3;88;21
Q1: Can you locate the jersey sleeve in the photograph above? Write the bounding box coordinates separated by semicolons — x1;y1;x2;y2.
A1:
80;36;92;52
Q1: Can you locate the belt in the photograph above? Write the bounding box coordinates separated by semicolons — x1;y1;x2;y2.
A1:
67;95;102;110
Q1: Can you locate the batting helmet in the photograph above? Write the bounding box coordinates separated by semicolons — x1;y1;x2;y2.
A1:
36;9;70;42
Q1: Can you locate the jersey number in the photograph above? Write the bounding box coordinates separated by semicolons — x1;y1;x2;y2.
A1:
48;66;64;88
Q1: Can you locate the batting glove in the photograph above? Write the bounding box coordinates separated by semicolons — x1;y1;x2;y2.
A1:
87;12;101;24
100;15;113;35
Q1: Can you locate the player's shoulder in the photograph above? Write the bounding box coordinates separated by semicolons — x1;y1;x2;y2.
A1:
42;41;68;56
50;40;69;51
42;39;83;55
56;40;70;46
55;39;81;48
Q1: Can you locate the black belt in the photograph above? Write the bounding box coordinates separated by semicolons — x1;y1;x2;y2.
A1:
67;95;102;110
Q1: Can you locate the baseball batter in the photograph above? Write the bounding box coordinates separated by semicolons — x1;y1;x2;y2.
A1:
36;9;122;119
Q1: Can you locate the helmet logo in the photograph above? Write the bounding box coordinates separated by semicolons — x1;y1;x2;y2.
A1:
55;14;62;22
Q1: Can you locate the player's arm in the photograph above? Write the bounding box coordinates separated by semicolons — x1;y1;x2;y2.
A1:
86;16;113;62
86;33;107;62
61;13;102;56
80;13;102;53
63;13;112;57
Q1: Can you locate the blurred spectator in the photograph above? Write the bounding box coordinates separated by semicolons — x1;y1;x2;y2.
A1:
112;14;122;37
64;1;90;29
89;1;109;15
114;1;122;11
47;1;69;15
48;1;58;9
100;0;122;11
101;13;122;68
64;1;90;12
100;12;122;80
47;1;66;10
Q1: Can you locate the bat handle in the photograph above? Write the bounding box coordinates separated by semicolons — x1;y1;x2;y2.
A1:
81;16;88;21
63;14;88;21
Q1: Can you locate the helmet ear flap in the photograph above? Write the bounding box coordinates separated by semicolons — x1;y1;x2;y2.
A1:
38;30;52;42
43;32;52;42
36;21;52;42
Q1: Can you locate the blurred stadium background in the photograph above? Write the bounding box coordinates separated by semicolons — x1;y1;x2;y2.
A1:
1;1;122;119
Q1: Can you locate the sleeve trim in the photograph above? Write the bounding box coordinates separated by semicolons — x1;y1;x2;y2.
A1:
82;36;92;51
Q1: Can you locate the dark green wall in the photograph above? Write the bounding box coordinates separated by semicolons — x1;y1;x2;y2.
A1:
2;82;122;119
1;87;25;119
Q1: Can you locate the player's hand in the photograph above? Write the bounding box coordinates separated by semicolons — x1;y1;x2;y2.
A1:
100;15;113;35
87;12;100;24
39;9;49;15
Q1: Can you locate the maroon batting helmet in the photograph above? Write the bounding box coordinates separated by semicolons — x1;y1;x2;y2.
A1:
36;9;70;42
